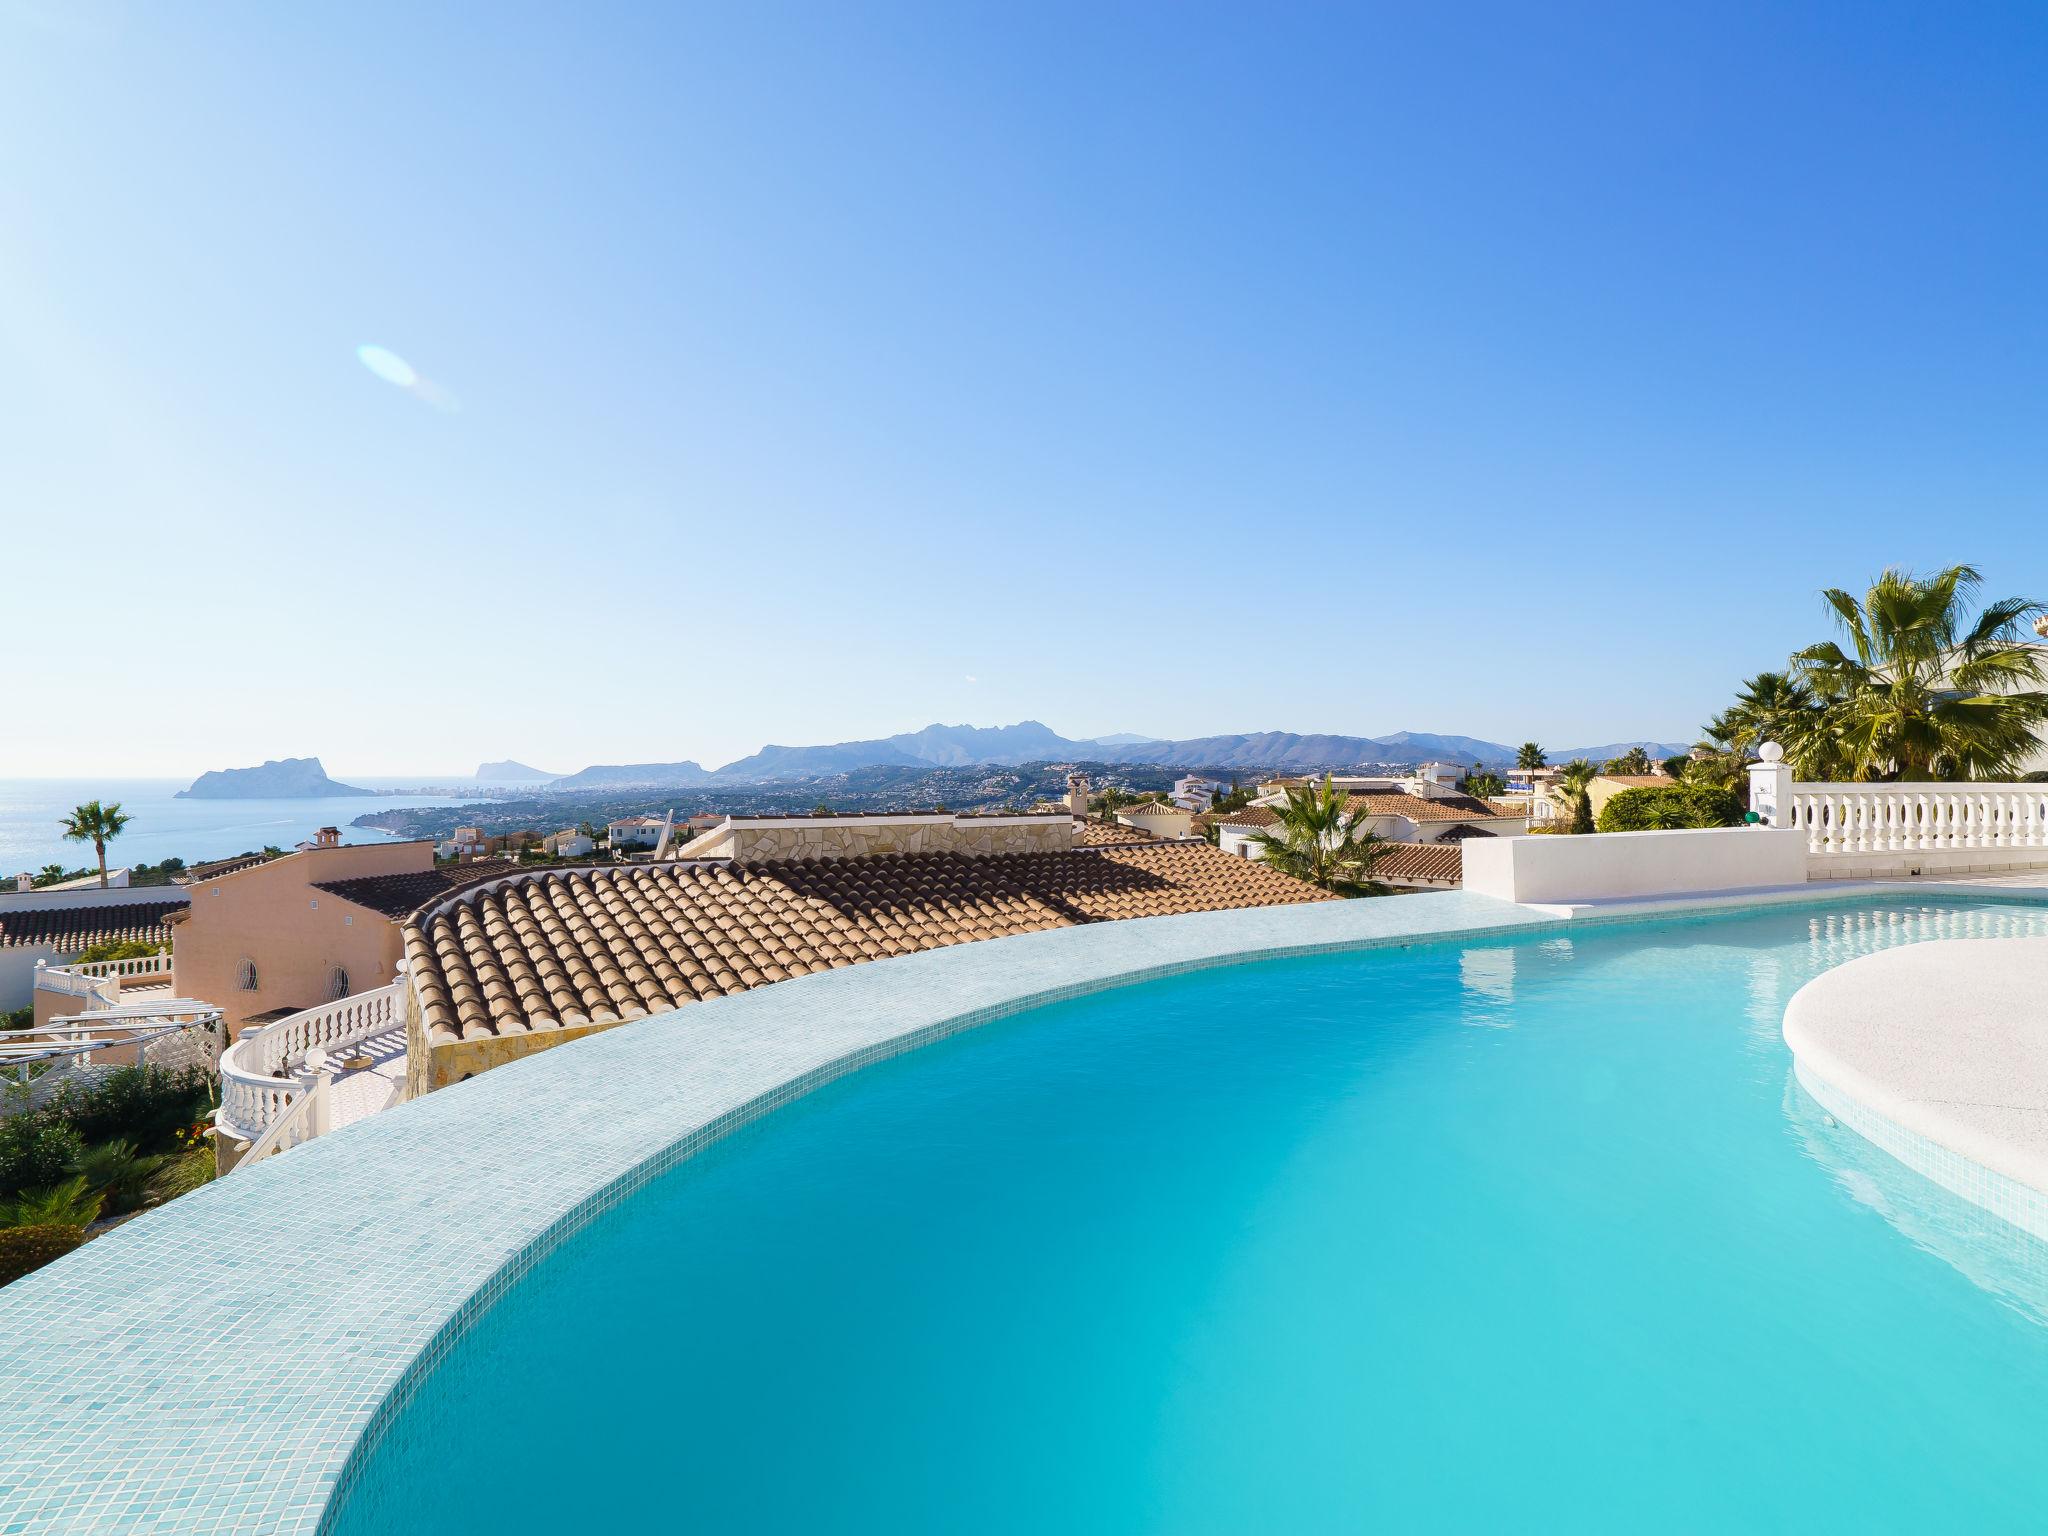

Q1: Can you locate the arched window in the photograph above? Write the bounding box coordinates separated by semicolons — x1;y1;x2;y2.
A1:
235;958;258;992
328;966;351;1001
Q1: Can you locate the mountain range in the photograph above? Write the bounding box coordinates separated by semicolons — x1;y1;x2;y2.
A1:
538;723;1691;792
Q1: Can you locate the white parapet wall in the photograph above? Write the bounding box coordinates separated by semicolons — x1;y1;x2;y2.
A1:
1461;827;1810;906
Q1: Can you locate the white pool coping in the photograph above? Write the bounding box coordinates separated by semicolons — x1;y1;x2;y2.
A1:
0;893;1568;1535
1784;934;2048;1239
3;880;2044;1534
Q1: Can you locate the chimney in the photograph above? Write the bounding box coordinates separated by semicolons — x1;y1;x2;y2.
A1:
14;872;31;892
1066;773;1089;818
313;826;340;849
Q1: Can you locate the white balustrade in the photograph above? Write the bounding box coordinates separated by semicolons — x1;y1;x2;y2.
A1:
1769;780;2048;858
35;950;171;1015
69;949;172;982
215;977;404;1148
236;1076;330;1168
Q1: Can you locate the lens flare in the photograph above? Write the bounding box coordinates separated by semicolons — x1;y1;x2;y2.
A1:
356;344;418;389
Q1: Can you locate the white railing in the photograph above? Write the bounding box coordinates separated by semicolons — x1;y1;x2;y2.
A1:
33;950;171;1014
215;976;404;1149
69;949;171;982
32;963;115;1005
1747;750;2048;864
1781;783;2048;856
237;1075;330;1169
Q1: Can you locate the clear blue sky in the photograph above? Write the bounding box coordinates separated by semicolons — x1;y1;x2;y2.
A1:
5;2;2044;777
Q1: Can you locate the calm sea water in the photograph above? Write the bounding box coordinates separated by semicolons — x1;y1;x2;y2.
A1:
330;899;2048;1534
0;779;491;875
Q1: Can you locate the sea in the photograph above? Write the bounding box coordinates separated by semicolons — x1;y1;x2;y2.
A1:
0;778;504;877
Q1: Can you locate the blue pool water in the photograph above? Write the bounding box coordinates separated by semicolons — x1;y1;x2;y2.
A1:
330;901;2048;1533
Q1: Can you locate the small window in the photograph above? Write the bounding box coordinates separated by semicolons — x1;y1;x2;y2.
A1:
328;967;351;1001
235;959;258;992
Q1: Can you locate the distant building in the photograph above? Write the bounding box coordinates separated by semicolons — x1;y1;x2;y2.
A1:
1586;773;1678;822
32;867;132;890
1113;801;1197;840
1170;775;1227;812
1368;842;1464;891
0;885;185;1010
1215;786;1524;856
169;840;494;1037
546;829;595;858
608;815;667;850
438;826;488;860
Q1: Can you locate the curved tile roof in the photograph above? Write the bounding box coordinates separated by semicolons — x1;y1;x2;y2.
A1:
0;899;185;953
403;845;1331;1045
312;859;522;920
1345;793;1516;823
1371;842;1462;884
1073;819;1159;846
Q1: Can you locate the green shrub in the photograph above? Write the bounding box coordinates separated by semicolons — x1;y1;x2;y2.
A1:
0;1175;104;1229
1598;784;1745;833
0;1114;85;1196
44;1066;214;1150
69;1139;168;1215
70;939;161;966
149;1146;217;1203
0;1224;85;1286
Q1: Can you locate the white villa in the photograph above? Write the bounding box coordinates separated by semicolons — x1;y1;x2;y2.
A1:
607;814;669;850
1115;800;1198;840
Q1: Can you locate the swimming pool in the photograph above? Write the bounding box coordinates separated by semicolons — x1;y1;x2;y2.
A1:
324;899;2048;1534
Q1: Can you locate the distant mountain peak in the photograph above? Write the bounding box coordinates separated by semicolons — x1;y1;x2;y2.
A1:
475;759;558;781
176;757;374;800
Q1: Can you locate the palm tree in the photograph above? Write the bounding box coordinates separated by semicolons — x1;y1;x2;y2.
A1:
1547;758;1597;830
1602;746;1653;775
1792;565;2048;780
1516;743;1547;771
1247;775;1387;894
1707;671;1818;757
59;800;130;889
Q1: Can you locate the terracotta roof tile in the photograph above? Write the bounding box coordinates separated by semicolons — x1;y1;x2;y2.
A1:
1370;842;1462;885
185;853;272;881
1344;793;1517;823
403;845;1330;1046
1215;806;1281;827
0;900;185;953
1071;820;1157;847
312;859;523;920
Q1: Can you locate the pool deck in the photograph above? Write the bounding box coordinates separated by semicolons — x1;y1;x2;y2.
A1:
3;876;2046;1534
1785;929;2048;1240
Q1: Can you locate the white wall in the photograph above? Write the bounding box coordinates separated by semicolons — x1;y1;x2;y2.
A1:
0;884;186;913
0;946;58;1011
1462;827;1809;905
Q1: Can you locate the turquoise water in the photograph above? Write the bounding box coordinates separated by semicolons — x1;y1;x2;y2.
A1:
330;901;2048;1533
0;779;484;873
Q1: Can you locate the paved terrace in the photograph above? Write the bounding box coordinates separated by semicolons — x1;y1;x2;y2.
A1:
1785;926;2048;1242
4;874;2047;1533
